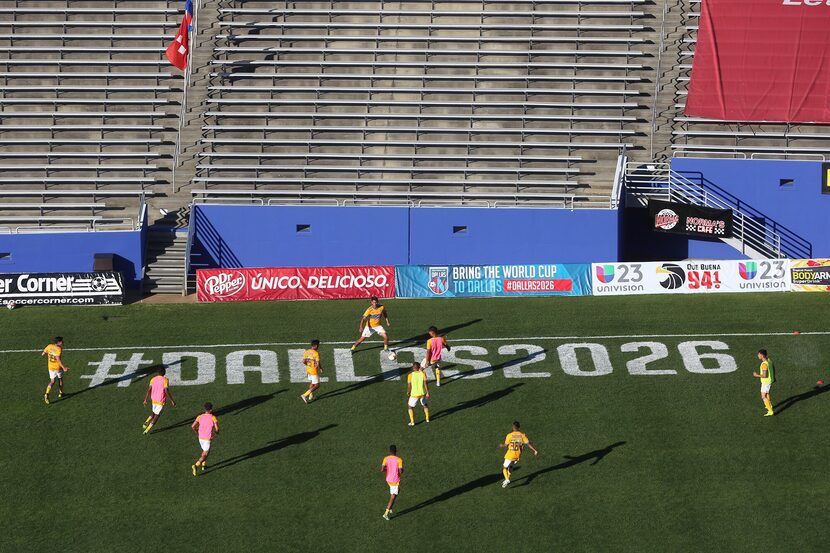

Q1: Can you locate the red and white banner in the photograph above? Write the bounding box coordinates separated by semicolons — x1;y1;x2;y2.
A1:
197;266;395;302
686;0;830;123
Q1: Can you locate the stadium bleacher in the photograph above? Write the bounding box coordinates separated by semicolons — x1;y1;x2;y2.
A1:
0;1;182;232
197;0;655;204
1;0;828;294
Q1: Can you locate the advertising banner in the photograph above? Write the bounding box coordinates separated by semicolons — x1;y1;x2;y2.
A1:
196;266;395;302
790;259;830;292
395;264;592;298
592;259;790;296
686;0;830;123
649;199;733;238
0;272;124;306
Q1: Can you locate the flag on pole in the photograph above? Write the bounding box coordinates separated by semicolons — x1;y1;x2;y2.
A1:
166;0;193;71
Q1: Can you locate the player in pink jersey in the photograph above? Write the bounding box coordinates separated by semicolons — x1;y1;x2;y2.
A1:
380;445;404;521
141;368;176;434
191;402;219;476
422;326;450;386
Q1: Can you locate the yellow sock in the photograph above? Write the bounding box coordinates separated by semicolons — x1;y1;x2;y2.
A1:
424;408;430;422
144;415;153;424
144;423;154;432
408;409;414;424
436;369;441;384
502;468;510;480
763;397;773;412
45;384;52;395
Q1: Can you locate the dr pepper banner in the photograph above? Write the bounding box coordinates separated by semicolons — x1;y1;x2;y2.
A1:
197;266;395;302
685;0;830;123
649;199;733;238
395;264;592;298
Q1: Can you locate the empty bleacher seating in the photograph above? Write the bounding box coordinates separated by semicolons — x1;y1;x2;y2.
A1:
197;0;654;204
0;1;183;230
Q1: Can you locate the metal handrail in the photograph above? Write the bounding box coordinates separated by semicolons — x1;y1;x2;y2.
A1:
667;168;812;257
136;192;147;231
750;152;826;161
624;161;810;258
610;148;627;209
182;204;195;296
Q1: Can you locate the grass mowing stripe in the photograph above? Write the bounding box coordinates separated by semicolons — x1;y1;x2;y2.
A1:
0;330;826;354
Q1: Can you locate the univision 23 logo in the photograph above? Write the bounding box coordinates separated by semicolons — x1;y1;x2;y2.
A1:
738;260;787;289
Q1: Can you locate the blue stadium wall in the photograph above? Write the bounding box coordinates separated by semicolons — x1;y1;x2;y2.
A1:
191;205;621;268
0;229;145;288
622;158;829;260
672;158;829;257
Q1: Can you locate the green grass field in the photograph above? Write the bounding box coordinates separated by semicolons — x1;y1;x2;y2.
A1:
3;293;830;552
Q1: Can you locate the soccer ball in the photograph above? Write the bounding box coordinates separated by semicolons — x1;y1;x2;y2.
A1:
387;351;397;361
6;302;16;310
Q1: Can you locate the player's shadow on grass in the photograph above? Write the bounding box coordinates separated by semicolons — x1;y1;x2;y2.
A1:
62;362;175;402
359;319;484;353
317;369;405;400
443;348;547;384
512;441;627;488
773;384;830;415
154;389;287;434
206;423;338;473
431;383;525;421
396;473;503;516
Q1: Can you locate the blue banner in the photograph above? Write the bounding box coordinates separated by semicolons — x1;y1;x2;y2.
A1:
395;264;592;298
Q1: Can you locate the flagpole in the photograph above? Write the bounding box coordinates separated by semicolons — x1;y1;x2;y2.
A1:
173;1;196;194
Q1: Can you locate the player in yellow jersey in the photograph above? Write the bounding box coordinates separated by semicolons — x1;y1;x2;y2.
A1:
41;336;69;404
422;326;450;386
406;362;430;426
351;296;391;354
752;349;776;417
301;339;323;404
499;421;539;488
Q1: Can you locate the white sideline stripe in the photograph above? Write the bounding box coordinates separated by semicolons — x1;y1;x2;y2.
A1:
0;331;826;354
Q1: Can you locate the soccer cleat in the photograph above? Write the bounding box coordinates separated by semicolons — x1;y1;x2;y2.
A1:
436;381;441;387
300;394;308;404
382;513;390;521
407;422;415;427
191;464;197;476
764;411;775;417
58;392;63;399
502;479;510;488
44;394;50;405
201;463;206;472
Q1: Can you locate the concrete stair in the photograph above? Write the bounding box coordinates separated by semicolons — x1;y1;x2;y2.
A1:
143;206;190;294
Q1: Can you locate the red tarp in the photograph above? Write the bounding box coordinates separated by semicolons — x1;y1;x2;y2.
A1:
685;0;830;123
197;266;395;302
